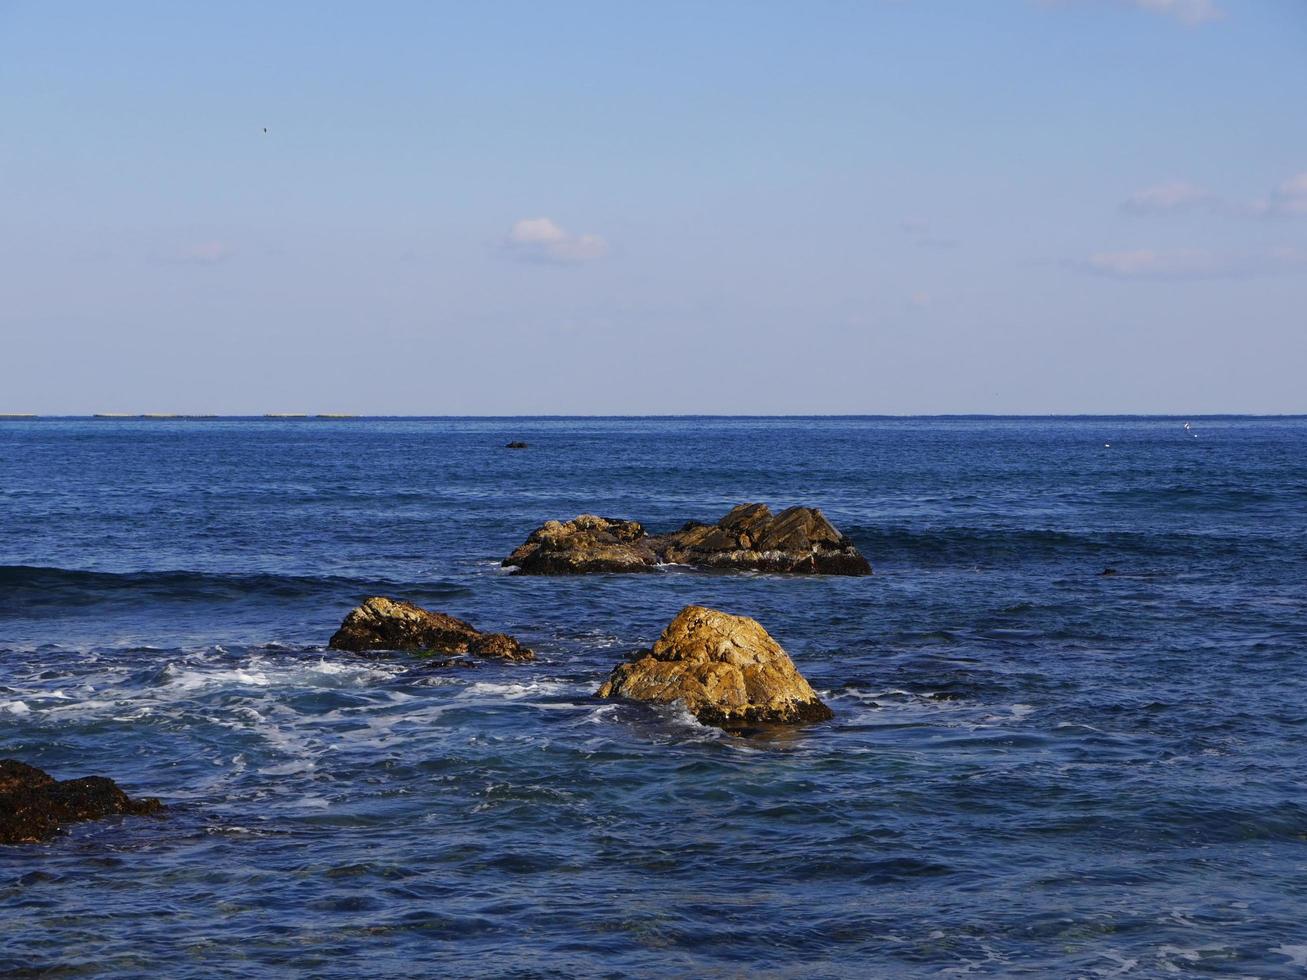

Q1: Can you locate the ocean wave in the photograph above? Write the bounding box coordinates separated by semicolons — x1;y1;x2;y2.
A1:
841;524;1279;567
0;565;471;615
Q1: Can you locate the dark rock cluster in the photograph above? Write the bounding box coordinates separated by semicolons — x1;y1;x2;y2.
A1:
329;596;534;662
503;503;870;576
0;759;163;845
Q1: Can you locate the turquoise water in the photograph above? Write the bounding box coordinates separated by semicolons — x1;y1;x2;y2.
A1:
2;416;1306;976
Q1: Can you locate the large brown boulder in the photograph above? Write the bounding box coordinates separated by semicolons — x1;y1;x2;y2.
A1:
329;596;533;661
503;504;870;575
0;759;164;845
596;605;834;729
503;515;660;574
656;503;870;575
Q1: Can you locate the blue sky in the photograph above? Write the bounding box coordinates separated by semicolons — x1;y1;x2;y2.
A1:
2;0;1305;414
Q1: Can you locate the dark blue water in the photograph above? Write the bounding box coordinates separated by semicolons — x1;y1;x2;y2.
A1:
2;417;1306;977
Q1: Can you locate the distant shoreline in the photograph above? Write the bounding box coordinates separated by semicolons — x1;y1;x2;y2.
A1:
0;413;1304;421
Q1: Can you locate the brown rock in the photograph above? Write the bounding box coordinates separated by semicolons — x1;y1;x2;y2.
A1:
328;596;533;661
502;515;660;574
596;605;834;729
0;759;164;845
718;502;774;542
657;504;870;575
504;504;870;576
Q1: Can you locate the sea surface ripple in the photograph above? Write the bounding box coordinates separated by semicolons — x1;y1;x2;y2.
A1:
2;416;1306;977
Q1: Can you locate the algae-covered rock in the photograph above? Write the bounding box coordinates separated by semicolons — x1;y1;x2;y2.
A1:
0;759;164;845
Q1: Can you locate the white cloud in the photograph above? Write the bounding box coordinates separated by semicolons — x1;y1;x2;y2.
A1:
161;241;235;264
1121;180;1213;214
1128;0;1223;26
1122;172;1307;218
1261;173;1307;217
1085;248;1217;278
1082;247;1307;280
898;218;959;249
1041;0;1223;26
503;217;608;264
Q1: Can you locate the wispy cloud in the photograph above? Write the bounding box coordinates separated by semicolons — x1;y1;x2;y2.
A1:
1041;0;1224;27
158;241;236;265
1127;0;1223;26
898;218;959;250
1081;247;1307;280
1123;172;1307;218
503;217;608;265
1120;180;1214;214
1258;173;1307;217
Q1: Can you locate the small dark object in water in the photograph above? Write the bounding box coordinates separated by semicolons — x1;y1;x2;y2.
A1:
0;759;164;845
505;441;529;449
1100;567;1119;576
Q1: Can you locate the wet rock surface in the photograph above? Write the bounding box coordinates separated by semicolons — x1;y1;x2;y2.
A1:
503;515;661;574
596;605;834;730
329;596;534;661
504;503;870;575
0;759;164;845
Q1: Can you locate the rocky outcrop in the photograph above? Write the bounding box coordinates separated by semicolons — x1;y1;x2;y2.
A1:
656;503;871;575
329;596;534;661
504;504;870;575
0;759;164;845
596;605;834;729
503;515;660;574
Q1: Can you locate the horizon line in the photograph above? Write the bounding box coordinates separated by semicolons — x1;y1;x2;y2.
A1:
3;413;1306;421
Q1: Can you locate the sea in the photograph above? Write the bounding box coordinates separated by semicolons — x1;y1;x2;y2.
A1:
1;416;1305;977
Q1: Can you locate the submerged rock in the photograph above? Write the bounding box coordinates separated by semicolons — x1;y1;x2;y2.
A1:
329;596;534;661
504;504;870;575
505;441;529;449
0;759;163;845
596;605;834;729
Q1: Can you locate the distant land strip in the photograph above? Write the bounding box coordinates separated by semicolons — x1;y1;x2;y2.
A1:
51;414;365;420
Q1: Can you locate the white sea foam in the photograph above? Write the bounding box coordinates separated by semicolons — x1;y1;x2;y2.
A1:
461;679;574;701
1086;951;1139;977
1055;721;1105;733
1273;945;1307;968
160;656;399;695
162;664;272;692
583;703;620;724
2;701;31;715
